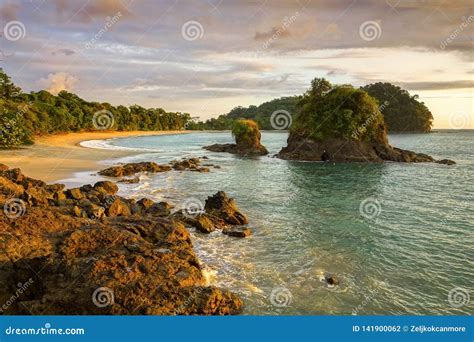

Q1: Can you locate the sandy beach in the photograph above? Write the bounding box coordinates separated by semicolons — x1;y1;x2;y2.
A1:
0;131;188;183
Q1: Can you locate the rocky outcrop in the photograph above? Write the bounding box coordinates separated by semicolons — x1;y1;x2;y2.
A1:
0;165;244;315
277;133;455;164
204;143;268;156
98;158;211;178
204;119;269;156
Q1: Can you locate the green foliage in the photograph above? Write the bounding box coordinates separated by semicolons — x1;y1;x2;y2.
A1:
0;69;192;147
231;119;260;147
191;96;300;130
0;108;30;148
362;82;433;132
292;78;386;142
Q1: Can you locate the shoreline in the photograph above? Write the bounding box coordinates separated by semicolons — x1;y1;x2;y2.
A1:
0;130;189;183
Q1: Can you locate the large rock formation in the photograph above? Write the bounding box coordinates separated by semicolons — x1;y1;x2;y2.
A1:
0;165;244;315
277;78;454;164
204;119;268;156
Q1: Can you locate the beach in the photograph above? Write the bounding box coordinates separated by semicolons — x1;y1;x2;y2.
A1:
0;131;188;183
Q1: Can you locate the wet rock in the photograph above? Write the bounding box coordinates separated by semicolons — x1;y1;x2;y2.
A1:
436;159;456;165
205;191;248;226
204;143;268;156
118;176;140;184
147;203;171;217
98;162;172;177
193;215;215;234
0;167;245;315
223;227;252;238
324;273;339;286
137;198;154;211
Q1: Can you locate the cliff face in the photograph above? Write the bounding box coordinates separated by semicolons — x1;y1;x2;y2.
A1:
0;163;246;315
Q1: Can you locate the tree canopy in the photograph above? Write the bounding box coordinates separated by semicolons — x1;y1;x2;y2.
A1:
0;69;191;147
292;78;386;142
362;82;433;132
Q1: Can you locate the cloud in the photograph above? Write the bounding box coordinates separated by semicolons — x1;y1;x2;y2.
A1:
52;0;131;22
52;49;75;56
0;1;20;21
254;26;292;41
38;72;78;94
400;80;474;91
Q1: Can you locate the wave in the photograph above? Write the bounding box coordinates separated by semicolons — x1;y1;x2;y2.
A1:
79;138;161;152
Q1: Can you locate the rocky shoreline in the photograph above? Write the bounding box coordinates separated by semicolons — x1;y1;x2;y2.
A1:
277;133;455;165
0;160;250;315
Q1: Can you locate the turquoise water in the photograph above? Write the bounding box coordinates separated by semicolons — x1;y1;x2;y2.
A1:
81;131;473;315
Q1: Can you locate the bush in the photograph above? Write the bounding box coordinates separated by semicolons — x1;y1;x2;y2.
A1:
231;119;261;147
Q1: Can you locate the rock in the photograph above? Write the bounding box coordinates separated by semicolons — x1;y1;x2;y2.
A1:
436;159;456;165
0;163;9;171
147;203;171;217
324;274;339;286
137;198;154;211
223;227;252;238
0;167;244;315
205;191;248;226
98;162;172;178
118;176;140;184
204;143;268;156
67;188;84;200
106;198;131;217
171;158;210;172
94;181;119;195
193;215;215;234
204;119;268;156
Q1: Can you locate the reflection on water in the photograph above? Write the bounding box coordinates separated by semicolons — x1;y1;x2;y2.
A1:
70;131;473;315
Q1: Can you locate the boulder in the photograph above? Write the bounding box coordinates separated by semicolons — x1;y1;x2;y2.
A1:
324;273;339;286
106;198;131;217
205;191;248;225
436;159;456;165
223;227;252;238
94;181;119;196
98;162;172;178
67;188;84;200
194;215;215;234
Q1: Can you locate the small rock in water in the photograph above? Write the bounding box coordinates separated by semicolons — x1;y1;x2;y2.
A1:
118;176;140;184
223;227;252;238
324;273;339;286
436;159;456;165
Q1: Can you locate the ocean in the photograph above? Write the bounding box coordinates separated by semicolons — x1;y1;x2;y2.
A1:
67;130;473;315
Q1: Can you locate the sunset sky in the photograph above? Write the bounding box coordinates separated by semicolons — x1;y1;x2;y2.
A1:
1;0;472;128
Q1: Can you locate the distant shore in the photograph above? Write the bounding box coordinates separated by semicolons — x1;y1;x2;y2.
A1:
0;130;189;183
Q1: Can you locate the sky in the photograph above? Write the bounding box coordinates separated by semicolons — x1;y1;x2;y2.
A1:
0;0;472;128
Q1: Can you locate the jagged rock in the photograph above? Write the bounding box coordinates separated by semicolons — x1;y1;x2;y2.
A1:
98;162;172;177
436;159;456;165
0;163;9;171
193;215;215;234
67;188;84;200
324;273;339;286
106;198;131;217
204;143;268;156
205;191;248;225
137;198;154;211
147;203;171;217
118;176;140;184
0;168;244;315
94;181;119;196
223;227;252;238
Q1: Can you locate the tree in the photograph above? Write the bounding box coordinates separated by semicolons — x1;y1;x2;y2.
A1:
0;109;29;147
362;82;433;132
0;68;22;99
